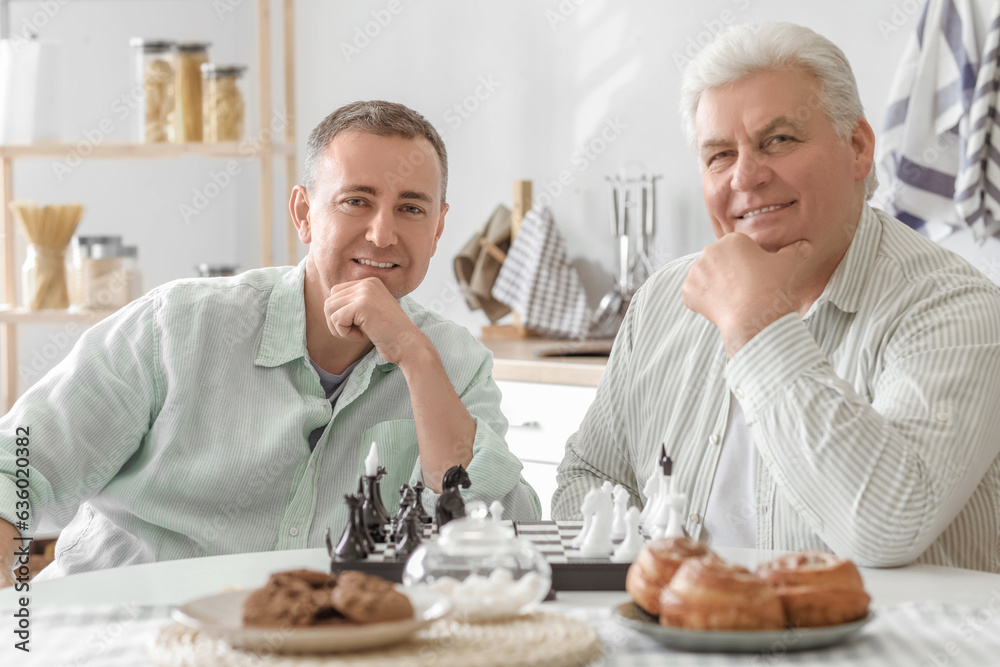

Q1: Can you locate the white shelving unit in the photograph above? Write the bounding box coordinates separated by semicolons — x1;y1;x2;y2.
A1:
0;0;299;412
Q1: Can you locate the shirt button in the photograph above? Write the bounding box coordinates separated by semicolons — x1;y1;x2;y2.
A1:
936;411;950;423
709;434;720;445
735;388;745;400
689;513;701;524
288;527;299;537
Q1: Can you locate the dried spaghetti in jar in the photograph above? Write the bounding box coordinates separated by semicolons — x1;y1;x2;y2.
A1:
130;39;175;143
173;42;211;142
201;64;246;142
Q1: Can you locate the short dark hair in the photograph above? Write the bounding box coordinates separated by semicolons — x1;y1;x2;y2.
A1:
303;100;448;202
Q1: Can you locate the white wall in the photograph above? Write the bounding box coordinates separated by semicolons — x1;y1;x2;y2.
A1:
5;0;999;397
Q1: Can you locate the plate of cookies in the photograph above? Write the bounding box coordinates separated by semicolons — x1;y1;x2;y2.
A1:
615;539;874;653
172;568;451;654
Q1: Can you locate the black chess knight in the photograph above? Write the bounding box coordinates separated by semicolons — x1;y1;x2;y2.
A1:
393;497;423;561
435;465;471;527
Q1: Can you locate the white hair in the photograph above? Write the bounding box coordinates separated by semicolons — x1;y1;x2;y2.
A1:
679;22;877;199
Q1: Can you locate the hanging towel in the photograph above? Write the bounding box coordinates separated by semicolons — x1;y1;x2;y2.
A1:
491;207;589;339
879;0;1000;242
453;204;512;323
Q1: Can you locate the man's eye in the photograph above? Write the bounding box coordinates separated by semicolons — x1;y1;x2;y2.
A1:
765;135;794;147
345;198;364;206
401;205;424;215
707;151;732;166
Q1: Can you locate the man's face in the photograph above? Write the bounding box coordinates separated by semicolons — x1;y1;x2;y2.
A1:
695;68;873;258
299;131;447;299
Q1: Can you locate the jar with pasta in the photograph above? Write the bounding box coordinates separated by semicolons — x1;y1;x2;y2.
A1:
201;64;246;142
130;39;176;143
174;42;211;142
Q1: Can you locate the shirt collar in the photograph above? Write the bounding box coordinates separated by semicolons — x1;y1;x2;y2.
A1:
254;258;414;373
255;259;309;368
807;203;881;316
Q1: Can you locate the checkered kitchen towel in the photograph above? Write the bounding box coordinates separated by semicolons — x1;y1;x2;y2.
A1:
491;207;589;339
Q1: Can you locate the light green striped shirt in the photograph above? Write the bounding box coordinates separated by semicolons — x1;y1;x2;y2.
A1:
553;205;1000;573
0;260;540;577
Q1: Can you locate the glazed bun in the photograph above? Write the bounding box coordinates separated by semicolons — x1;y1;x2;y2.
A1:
755;550;870;627
658;557;786;631
625;537;716;615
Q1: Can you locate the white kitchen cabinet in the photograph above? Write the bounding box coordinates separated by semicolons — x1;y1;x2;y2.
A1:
496;379;597;519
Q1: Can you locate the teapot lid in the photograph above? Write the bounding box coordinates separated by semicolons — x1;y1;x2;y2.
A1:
438;501;516;551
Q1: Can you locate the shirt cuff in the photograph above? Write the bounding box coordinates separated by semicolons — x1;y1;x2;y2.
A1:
725;313;826;415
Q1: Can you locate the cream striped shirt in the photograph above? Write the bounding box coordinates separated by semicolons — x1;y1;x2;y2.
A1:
0;260;540;577
553;205;1000;572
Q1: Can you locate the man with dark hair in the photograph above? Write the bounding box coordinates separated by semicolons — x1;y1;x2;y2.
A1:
0;100;540;585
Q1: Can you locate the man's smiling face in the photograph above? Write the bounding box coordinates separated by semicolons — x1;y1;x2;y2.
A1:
300;130;447;299
695;68;872;259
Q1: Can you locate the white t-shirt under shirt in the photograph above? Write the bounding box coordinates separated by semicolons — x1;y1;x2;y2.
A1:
702;394;757;548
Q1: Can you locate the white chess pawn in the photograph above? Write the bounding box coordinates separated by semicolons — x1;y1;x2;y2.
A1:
490;500;504;523
640;473;660;534
611;484;628;540
664;492;687;538
612;507;645;562
579;486;615;556
572;488;597;548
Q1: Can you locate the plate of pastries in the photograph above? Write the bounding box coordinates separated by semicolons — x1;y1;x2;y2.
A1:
172;568;451;653
616;538;874;653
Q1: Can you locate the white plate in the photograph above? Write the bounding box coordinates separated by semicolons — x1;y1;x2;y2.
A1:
613;602;874;653
172;587;451;654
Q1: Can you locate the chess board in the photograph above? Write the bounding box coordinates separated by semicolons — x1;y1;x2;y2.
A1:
329;520;631;591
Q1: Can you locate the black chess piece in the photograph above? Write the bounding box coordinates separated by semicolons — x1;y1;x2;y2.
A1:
354;482;376;554
361;470;390;543
393;501;423;561
333;493;368;562
435;464;471;528
393;484;416;543
412;480;433;525
659;443;672;476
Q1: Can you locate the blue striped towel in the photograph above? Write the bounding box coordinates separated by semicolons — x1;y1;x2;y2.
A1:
879;0;1000;243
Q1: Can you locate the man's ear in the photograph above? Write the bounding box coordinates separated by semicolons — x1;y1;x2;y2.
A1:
289;185;312;244
430;202;449;255
851;118;876;183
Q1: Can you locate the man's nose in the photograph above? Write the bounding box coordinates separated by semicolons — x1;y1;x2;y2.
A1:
365;207;398;247
731;152;770;191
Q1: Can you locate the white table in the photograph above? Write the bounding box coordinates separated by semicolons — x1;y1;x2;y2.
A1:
3;547;1000;666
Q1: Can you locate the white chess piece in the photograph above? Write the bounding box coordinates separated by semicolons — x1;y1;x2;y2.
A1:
650;476;687;540
490;500;504;523
612;507;645;562
611;484;628;540
579;486;615;556
572;488;597;548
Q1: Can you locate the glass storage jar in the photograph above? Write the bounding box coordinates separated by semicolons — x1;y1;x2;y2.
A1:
130;38;176;143
173;42;211;142
82;240;132;310
201;64;246;142
402;502;551;620
22;244;70;310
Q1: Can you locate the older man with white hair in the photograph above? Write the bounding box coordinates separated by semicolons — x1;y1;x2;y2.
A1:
553;22;1000;573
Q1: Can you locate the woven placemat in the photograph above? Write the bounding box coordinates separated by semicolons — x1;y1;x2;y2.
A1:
148;612;602;667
